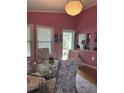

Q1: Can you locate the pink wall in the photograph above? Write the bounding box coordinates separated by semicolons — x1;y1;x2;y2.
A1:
76;5;97;50
27;12;78;57
27;12;77;29
79;50;97;67
27;6;97;67
75;6;97;66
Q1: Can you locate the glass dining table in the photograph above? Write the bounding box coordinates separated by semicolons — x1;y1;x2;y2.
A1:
27;60;59;93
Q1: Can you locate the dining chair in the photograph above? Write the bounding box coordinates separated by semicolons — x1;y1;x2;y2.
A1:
37;48;50;63
47;58;82;93
68;49;79;59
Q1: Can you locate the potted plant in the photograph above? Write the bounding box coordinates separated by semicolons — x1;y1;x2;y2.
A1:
49;56;55;65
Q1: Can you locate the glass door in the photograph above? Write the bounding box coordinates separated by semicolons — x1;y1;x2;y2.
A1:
62;30;74;60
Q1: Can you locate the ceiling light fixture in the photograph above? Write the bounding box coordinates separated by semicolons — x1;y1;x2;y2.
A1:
65;0;83;16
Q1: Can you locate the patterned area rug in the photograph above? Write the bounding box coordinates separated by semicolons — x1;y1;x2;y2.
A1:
31;74;97;93
76;74;97;93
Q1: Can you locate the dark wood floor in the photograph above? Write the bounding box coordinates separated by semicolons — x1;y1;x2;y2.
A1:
78;65;97;85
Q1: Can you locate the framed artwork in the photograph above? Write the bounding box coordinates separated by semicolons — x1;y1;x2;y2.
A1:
54;34;62;43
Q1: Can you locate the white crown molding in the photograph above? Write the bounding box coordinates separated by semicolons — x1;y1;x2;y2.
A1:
84;2;97;10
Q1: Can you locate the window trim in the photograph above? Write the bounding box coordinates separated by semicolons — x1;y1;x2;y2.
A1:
36;25;54;56
27;24;33;58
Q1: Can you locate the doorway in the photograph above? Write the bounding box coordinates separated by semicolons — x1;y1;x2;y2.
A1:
62;30;74;60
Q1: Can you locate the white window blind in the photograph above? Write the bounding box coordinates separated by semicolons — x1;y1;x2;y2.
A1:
36;26;53;54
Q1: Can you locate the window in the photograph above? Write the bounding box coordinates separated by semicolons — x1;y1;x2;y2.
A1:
62;29;74;60
36;26;54;54
27;25;32;57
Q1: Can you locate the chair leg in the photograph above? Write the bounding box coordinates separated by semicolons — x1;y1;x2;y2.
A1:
75;87;78;93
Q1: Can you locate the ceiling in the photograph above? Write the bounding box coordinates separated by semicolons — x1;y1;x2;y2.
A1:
27;0;97;12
